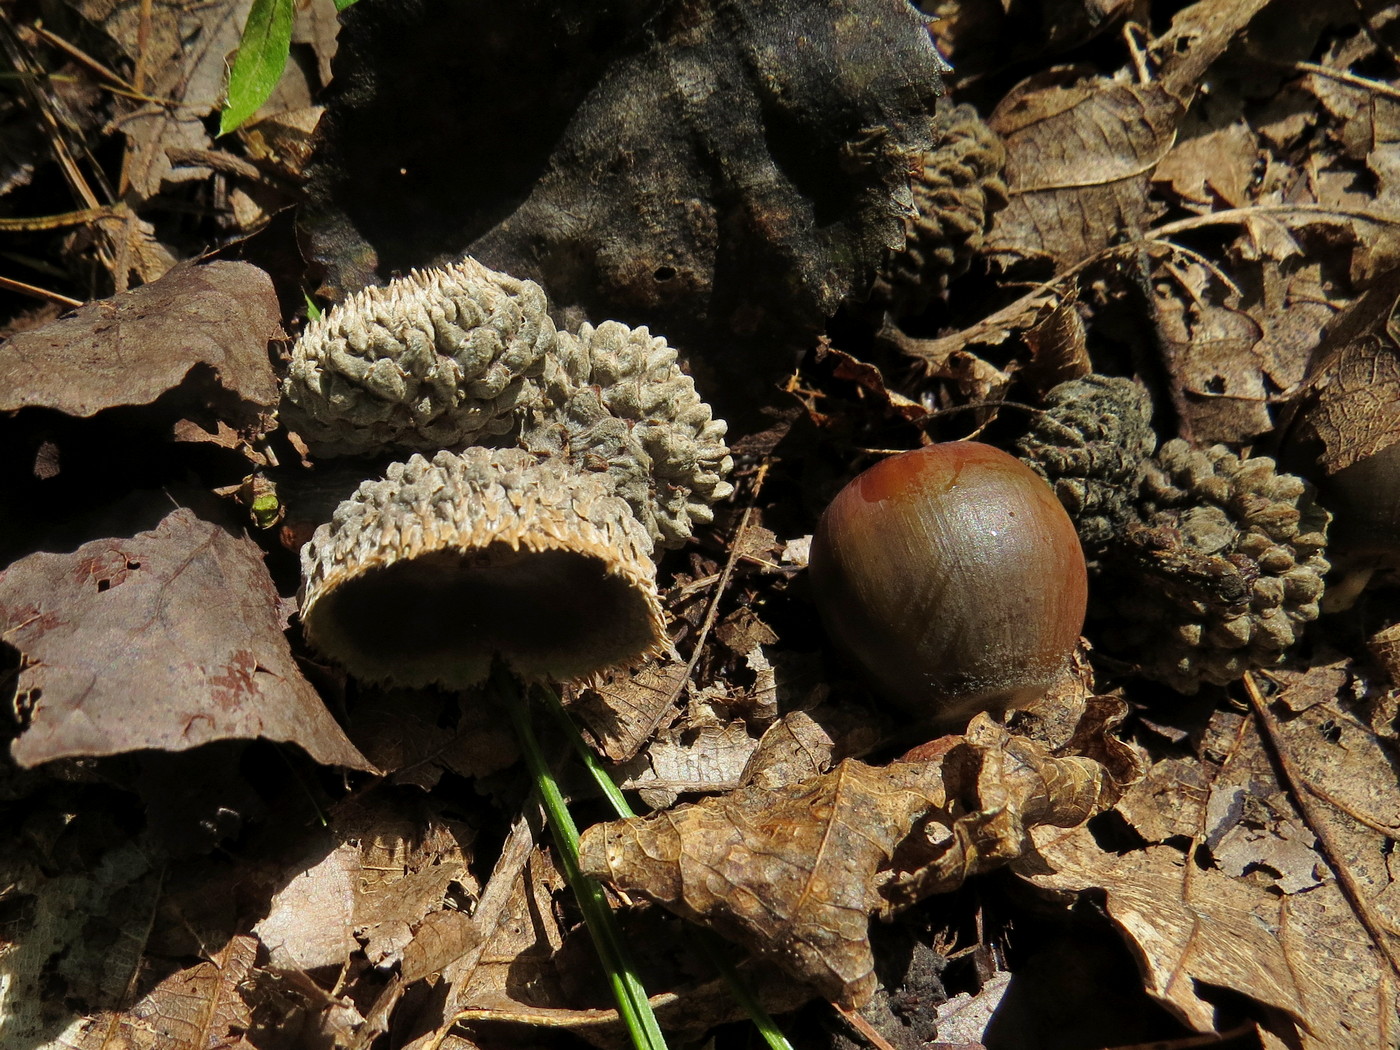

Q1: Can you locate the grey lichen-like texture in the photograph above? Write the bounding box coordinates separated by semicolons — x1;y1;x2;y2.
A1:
282;260;733;550
1106;440;1330;692
871;103;1008;313
281;257;555;457
525;321;734;547
283;257;734;686
299;447;667;689
1016;375;1157;550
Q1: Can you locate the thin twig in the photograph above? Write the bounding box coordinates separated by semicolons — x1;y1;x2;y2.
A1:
1243;672;1400;979
0;274;83;307
663;461;771;712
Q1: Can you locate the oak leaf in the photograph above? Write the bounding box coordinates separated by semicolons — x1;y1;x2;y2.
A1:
579;708;1136;1007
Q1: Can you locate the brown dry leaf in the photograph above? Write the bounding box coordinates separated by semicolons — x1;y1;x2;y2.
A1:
878;281;1062;378
77;0;251;199
579;707;1138;1008
986;73;1181;271
1020;682;1400;1049
58;935;259;1050
571;660;692;763
816;339;930;424
1016;295;1092;396
1151;256;1274;443
1152;118;1260;210
1153;0;1276;102
0;260;282;431
0;505;372;770
1297;272;1400;473
255;799;475;974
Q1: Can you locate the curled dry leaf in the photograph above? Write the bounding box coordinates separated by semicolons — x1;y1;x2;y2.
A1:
0;260;282;433
986;73;1182;272
1021;676;1400;1050
579;704;1140;1008
0;505;372;771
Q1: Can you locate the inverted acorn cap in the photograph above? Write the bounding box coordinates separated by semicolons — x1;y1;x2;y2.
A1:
299;447;666;688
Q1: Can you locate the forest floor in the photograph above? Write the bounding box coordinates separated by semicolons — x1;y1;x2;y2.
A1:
2;1;1399;1049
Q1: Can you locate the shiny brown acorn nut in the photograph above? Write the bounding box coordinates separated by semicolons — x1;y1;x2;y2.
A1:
809;441;1088;725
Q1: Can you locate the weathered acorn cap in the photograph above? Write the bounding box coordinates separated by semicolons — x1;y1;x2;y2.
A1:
1107;440;1331;691
282;258;556;456
299;447;666;688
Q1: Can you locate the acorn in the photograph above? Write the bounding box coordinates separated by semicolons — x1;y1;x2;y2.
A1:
809;442;1088;724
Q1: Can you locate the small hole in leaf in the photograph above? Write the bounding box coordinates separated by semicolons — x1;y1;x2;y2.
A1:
653;265;676;282
97;579;111;592
1205;375;1226;394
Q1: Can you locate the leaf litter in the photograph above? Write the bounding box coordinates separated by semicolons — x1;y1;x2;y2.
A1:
3;0;1400;1048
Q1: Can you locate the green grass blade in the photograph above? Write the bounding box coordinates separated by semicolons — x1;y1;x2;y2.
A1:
532;684;796;1050
493;666;669;1050
219;0;296;135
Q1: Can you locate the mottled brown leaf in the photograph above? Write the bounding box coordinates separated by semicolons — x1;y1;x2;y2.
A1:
579;711;1135;1007
1299;274;1400;473
0;261;283;431
0;505;371;770
572;661;693;763
987;74;1181;271
1022;688;1400;1049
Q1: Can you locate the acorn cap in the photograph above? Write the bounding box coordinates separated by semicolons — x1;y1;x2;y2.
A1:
282;258;556;457
1107;440;1331;691
871;102;1008;313
1016;375;1157;550
299;447;666;688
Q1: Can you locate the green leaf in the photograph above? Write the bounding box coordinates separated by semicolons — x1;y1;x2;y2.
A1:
333;0;358;11
219;0;296;136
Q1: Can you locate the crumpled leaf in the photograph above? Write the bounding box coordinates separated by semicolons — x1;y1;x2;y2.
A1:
305;0;947;375
255;798;475;973
0;260;282;432
0;505;372;770
986;72;1182;271
579;705;1139;1007
1020;678;1400;1050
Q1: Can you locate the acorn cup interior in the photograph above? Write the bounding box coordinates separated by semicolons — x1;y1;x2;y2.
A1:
301;543;662;688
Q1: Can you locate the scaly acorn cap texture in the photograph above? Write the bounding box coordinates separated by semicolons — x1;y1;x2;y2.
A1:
523;321;735;547
281;257;555;456
1106;440;1330;692
299;447;667;689
1016;375;1158;550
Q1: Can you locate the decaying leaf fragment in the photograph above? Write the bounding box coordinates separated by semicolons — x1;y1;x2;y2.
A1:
579;705;1139;1007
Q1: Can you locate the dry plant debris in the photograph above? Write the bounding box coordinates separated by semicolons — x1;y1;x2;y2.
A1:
4;0;1400;1048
